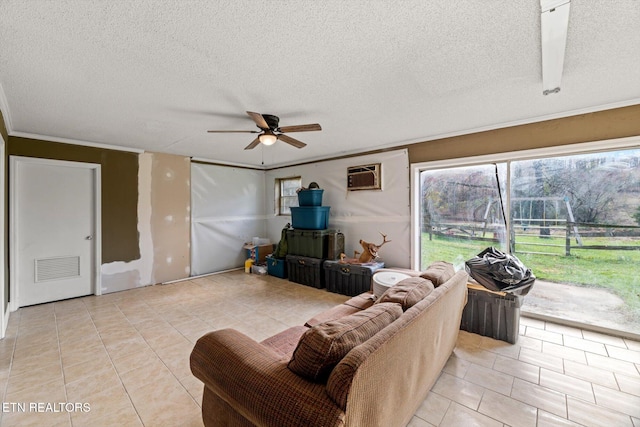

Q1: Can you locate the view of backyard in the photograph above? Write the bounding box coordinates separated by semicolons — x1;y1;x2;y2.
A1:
419;147;640;336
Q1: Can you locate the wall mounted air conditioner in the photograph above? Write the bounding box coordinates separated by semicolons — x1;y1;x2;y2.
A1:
347;163;381;191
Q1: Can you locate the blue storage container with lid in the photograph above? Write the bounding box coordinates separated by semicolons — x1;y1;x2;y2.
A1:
297;189;324;206
290;206;330;230
266;255;287;278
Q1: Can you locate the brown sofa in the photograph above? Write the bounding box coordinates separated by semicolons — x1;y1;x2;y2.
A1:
190;264;468;427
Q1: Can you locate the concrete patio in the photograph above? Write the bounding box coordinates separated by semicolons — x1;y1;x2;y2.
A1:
521;280;640;339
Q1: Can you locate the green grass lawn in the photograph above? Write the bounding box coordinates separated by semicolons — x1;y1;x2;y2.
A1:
422;233;640;317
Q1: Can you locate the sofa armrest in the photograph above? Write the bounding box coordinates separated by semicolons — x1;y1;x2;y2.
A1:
190;329;345;427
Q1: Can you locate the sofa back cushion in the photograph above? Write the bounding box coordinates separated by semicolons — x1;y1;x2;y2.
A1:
326;271;468;421
375;277;434;311
288;302;402;382
420;261;455;287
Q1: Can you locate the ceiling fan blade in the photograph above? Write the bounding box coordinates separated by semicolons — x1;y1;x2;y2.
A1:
278;134;307;149
244;137;261;150
246;111;269;129
278;123;322;133
207;130;259;133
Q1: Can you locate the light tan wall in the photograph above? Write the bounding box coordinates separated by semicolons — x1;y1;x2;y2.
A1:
407;104;640;163
148;152;191;283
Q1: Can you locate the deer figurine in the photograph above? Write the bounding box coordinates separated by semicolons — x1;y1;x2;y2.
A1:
353;232;391;264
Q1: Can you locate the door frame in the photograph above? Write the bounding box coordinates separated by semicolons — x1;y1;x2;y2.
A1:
9;156;102;311
0;136;6;337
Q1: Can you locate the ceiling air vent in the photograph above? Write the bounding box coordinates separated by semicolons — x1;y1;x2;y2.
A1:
35;256;80;282
347;163;381;191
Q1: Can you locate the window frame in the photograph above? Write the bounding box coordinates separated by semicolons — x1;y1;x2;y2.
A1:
275;176;302;216
410;136;640;270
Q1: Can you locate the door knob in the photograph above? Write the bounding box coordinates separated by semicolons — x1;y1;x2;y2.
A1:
85;236;93;240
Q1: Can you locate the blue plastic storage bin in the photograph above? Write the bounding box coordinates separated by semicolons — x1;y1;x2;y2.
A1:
290;206;330;230
297;189;324;206
266;255;287;279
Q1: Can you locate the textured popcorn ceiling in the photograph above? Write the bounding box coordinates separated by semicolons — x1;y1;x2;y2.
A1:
1;1;639;167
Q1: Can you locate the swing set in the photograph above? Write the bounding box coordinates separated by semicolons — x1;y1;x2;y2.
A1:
511;196;582;256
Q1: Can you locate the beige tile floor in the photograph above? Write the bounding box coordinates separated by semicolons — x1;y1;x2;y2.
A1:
0;270;638;426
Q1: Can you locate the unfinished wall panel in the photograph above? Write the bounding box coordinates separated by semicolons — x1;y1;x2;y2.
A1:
101;152;190;291
265;149;411;268
191;163;266;275
150;152;191;283
101;153;153;292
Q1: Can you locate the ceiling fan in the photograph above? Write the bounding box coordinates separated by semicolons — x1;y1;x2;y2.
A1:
207;111;321;150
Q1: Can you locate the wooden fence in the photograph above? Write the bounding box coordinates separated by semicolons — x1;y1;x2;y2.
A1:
426;218;640;256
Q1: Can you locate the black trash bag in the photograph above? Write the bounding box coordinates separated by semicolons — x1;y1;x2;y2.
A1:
465;247;535;296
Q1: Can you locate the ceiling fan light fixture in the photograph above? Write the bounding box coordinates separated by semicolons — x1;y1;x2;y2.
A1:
259;132;278;146
208;111;319;150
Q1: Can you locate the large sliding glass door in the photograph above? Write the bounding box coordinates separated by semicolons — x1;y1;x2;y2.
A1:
416;143;640;335
419;164;507;270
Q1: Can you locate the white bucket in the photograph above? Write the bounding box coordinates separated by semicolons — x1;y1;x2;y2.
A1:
372;271;411;297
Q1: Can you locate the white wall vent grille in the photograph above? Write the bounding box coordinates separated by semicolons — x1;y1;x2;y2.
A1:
35;256;80;282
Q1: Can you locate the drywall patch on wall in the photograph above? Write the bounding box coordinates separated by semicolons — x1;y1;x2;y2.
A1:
100;152;191;291
137;152;154;285
149;153;190;283
265;149;411;268
100;153;154;292
100;267;142;294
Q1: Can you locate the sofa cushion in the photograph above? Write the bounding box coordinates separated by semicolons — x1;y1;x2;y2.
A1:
305;294;375;327
260;325;309;359
288;302;403;382
420;261;455;287
375;277;434;311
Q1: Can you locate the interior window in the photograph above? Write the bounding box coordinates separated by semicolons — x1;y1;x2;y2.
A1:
276;176;301;215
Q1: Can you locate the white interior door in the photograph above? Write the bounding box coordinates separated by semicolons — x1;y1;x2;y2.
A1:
12;157;99;307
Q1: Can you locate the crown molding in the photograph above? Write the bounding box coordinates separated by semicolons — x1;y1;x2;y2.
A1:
190;156;264;170
0;83;13;134
10;131;144;154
